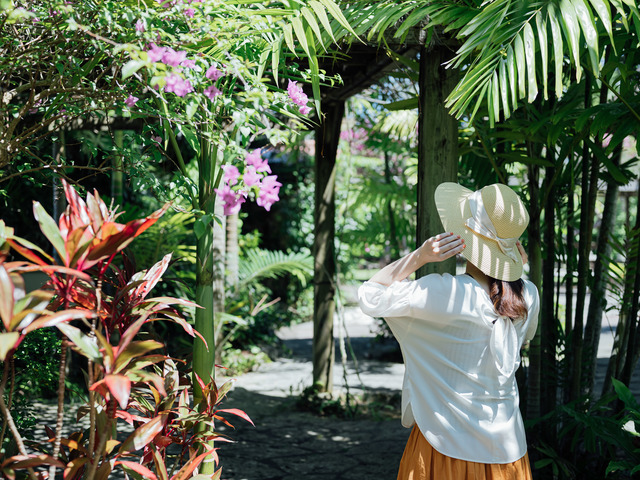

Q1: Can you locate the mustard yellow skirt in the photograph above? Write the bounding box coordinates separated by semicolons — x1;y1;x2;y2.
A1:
397;426;533;480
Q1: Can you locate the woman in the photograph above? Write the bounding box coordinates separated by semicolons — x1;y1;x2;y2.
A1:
358;183;539;480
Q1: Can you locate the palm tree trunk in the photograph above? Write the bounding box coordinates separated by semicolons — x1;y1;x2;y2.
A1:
541;164;557;416
584;147;621;397
620;184;640;386
416;41;458;278
312;99;344;393
570;75;599;403
526;163;542;421
602;181;640;394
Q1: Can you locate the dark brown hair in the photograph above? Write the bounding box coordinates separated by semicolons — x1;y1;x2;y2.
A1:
488;278;528;320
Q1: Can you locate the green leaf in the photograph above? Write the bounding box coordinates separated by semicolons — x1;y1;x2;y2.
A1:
57;322;102;362
498;59;510;119
535;11;549;100
523;22;538;103
291;16;310;59
612;378;639;410
301;7;324;48
506;45;517;107
122;59;146;80
194;218;206;240
271;36;282;85
588;0;613;42
180;126;199;155
514;33;526;100
383;97;418;111
318;0;359;37
559;0;582;82
0;332;20;361
309;0;336;43
572;0;599;75
547;4;565;98
32;202;67;264
282;23;296;56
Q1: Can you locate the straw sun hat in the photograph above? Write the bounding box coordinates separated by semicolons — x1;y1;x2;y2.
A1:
434;183;529;282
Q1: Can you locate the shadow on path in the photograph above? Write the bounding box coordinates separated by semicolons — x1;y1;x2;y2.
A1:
217;387;409;480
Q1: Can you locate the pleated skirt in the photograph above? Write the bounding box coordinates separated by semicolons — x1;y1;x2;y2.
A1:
397;426;533;480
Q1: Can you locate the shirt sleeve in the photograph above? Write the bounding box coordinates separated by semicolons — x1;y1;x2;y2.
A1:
524;281;540;342
357;280;419;319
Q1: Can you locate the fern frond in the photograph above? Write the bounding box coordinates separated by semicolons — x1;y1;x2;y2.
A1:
237;249;313;290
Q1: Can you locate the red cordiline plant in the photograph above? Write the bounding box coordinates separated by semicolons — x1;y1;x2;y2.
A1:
0;180;251;480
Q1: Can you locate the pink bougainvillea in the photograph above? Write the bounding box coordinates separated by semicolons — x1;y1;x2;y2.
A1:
164;74;193;97
124;95;139;107
215;149;281;215
287;80;311;115
204;85;222;100
205;65;224;81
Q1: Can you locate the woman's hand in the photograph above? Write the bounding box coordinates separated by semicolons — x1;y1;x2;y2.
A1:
368;232;465;286
418;232;465;263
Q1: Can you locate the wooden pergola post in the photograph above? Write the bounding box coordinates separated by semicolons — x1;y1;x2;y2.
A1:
416;43;459;278
312;99;345;393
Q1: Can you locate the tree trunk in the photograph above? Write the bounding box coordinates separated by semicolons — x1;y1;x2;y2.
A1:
192;143;225;475
584;147;621;398
384;151;400;260
312;99;344;393
541;164;557;416
620;183;640;386
570;76;598;403
226;213;239;288
602;181;640;394
416;43;458;278
112;130;124;206
526;164;542;421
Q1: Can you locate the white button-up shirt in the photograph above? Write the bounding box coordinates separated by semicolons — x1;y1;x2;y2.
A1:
358;273;539;464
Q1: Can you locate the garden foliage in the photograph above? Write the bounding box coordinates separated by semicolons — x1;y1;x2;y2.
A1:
0;180;250;479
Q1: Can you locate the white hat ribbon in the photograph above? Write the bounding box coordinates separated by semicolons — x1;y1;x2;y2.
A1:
465;190;520;263
490;315;519;378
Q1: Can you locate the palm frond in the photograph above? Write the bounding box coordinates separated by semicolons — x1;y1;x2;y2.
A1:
444;0;640;123
237;249;313;290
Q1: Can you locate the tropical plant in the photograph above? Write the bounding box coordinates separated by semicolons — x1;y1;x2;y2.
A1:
0;180;251;479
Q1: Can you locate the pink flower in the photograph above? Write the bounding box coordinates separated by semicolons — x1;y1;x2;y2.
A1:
147;44;167;63
242;166;261;187
162;48;187;67
151;135;162;143
287;80;311;115
164;74;193;97
222;165;240;186
184;8;195;17
135;19;145;32
205;65;223;81
215;184;246;216
181;58;196;69
245;149;271;173
204;85;221;100
125;95;139;107
157;0;173;7
287;80;308;107
257;175;282;211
